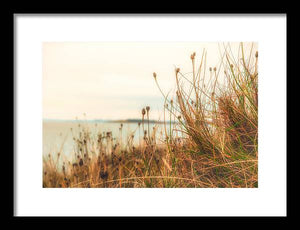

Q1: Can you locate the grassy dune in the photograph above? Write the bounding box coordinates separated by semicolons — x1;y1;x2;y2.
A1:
43;43;258;188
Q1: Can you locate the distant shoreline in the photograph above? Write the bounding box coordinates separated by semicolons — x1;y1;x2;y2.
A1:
43;118;178;124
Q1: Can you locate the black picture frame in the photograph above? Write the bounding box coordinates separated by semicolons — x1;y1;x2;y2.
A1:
8;8;290;222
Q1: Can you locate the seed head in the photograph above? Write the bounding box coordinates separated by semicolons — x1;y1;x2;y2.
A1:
146;106;150;112
190;52;196;60
255;51;258;58
142;108;146;116
209;67;212;72
153;72;157;79
213;67;217;72
99;171;108;180
175;68;180;74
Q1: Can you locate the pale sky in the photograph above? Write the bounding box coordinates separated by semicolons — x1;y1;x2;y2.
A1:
43;42;257;121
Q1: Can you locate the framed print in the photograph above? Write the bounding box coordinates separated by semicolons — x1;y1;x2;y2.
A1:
13;13;288;217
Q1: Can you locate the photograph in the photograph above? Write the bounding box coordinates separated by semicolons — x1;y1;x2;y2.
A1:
42;42;258;188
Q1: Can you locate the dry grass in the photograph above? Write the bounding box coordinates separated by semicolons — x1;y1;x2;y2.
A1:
43;42;258;188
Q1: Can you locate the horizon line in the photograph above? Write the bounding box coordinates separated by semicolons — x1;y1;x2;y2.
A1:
43;118;178;123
